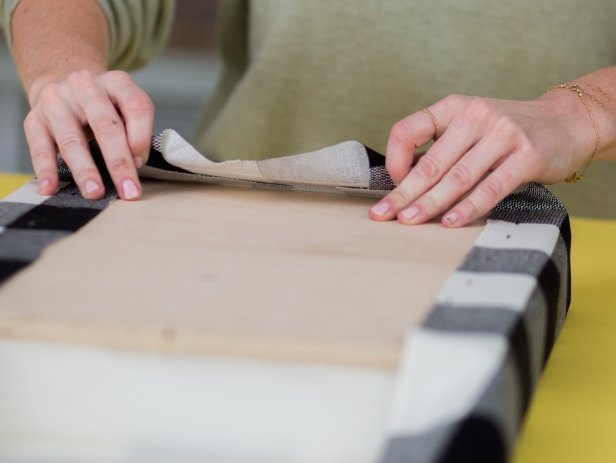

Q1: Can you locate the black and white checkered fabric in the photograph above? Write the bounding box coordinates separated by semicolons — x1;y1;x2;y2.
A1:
0;182;116;284
0;132;570;463
380;184;570;463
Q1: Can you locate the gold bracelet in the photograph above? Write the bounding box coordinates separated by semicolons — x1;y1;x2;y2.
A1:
547;83;604;184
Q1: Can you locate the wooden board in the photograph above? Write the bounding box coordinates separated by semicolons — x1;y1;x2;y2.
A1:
0;180;483;368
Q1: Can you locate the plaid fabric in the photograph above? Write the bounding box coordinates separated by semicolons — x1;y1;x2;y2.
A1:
0;181;116;285
0;132;570;463
380;184;570;463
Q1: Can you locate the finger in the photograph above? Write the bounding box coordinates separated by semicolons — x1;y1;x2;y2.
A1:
71;71;141;200
397;130;514;224
441;156;523;227
104;71;154;167
386;106;445;184
24;111;59;195
41;90;105;199
370;116;481;221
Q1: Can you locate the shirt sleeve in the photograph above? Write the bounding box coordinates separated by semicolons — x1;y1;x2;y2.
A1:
0;0;175;71
96;0;175;70
0;0;20;50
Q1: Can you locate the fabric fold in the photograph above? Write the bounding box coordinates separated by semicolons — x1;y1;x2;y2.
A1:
1;132;571;463
127;129;392;197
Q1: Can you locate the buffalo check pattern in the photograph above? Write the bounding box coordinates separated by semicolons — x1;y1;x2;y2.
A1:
0;180;116;284
381;183;570;463
0;131;570;463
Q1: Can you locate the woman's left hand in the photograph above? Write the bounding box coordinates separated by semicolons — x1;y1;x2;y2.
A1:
369;91;598;227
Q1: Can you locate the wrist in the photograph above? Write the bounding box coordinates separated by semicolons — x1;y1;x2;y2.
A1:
27;61;107;106
538;82;616;162
535;87;594;158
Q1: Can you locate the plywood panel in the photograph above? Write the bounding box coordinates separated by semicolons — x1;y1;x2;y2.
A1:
0;180;483;368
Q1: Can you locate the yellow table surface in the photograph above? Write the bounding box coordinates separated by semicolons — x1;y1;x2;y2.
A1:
0;173;32;196
513;216;616;463
1;173;615;462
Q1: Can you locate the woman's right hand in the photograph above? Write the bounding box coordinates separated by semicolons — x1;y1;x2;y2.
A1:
24;69;154;200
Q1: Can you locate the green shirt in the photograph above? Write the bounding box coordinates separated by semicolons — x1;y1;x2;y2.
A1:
2;0;616;218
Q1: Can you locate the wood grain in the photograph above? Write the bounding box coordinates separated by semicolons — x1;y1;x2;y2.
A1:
0;180;484;368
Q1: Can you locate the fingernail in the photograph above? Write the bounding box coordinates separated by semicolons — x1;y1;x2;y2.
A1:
400;206;419;222
122;179;139;200
39;178;50;192
443;211;460;225
371;201;391;217
85;179;100;195
134;156;144;169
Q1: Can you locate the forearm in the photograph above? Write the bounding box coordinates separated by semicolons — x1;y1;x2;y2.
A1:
11;0;110;105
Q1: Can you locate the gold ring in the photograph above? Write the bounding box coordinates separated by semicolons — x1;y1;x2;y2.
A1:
422;108;440;140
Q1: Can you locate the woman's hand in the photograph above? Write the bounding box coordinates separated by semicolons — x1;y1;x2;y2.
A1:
10;0;154;200
369;91;601;227
25;69;154;200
